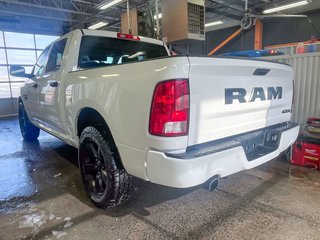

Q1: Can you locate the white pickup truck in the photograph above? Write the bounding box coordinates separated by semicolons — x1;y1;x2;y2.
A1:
11;29;299;208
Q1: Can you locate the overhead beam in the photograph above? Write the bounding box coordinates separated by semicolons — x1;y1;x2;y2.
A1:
208;0;244;12
70;8;121;28
206;7;242;21
0;0;91;16
71;0;95;4
0;9;78;22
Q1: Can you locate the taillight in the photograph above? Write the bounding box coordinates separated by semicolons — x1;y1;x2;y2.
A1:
149;79;189;137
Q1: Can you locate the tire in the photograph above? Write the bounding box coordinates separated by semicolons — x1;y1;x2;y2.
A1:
284;146;292;161
79;126;133;208
18;101;40;141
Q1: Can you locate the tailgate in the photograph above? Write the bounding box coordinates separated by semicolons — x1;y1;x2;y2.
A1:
187;57;294;146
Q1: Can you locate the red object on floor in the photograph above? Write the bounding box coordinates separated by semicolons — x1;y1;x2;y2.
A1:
290;135;320;169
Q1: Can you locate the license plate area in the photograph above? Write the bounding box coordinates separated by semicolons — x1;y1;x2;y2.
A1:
165;122;297;160
239;129;281;161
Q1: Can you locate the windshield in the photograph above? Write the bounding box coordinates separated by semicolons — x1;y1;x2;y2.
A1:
78;36;168;69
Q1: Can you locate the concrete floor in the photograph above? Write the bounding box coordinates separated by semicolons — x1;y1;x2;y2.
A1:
1;117;320;240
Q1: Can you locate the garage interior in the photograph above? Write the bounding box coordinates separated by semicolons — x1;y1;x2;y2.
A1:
1;0;320;239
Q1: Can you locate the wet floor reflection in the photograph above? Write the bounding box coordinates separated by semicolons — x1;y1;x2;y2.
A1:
0;157;37;200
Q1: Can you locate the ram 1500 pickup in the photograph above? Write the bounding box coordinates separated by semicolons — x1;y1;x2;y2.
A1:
11;29;299;208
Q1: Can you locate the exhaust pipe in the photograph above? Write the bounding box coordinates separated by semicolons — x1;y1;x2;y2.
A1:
207;177;219;191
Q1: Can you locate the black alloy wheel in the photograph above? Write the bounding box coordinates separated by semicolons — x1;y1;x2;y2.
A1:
81;139;109;199
18;101;40;141
79;126;133;208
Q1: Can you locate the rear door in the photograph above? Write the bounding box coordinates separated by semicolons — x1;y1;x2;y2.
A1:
187;57;294;146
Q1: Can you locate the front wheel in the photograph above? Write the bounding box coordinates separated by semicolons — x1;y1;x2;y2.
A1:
18;101;40;141
79;126;133;208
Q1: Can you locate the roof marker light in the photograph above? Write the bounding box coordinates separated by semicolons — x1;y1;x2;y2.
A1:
117;33;140;41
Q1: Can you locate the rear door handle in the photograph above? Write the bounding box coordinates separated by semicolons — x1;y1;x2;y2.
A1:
32;83;38;88
49;81;59;87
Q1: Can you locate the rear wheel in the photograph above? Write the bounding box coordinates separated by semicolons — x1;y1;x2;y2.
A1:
18;101;40;141
79;126;133;208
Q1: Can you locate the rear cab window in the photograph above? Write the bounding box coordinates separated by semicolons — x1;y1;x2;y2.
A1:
78;36;168;69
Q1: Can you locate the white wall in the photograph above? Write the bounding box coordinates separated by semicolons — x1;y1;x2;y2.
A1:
265;52;320;126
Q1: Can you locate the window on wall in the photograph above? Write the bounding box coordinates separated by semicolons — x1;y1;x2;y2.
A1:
0;33;4;47
6;49;37;65
4;32;35;48
35;34;59;49
0;49;6;64
0;31;59;100
0;66;9;82
0;83;11;98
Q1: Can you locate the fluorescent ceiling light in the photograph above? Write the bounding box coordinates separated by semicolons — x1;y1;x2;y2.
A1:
88;21;108;30
263;0;309;14
154;13;162;20
205;20;224;27
99;0;126;10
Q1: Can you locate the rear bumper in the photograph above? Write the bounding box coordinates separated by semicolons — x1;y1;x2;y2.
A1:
146;122;299;188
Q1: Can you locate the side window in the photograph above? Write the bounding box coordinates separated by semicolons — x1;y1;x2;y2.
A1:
33;46;50;77
46;38;67;73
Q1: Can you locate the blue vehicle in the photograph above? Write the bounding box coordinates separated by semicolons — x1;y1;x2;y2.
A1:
220;49;285;58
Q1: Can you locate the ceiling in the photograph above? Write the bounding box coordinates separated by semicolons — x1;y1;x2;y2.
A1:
0;0;319;34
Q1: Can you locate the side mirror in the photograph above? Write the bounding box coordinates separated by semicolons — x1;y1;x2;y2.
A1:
10;66;33;78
